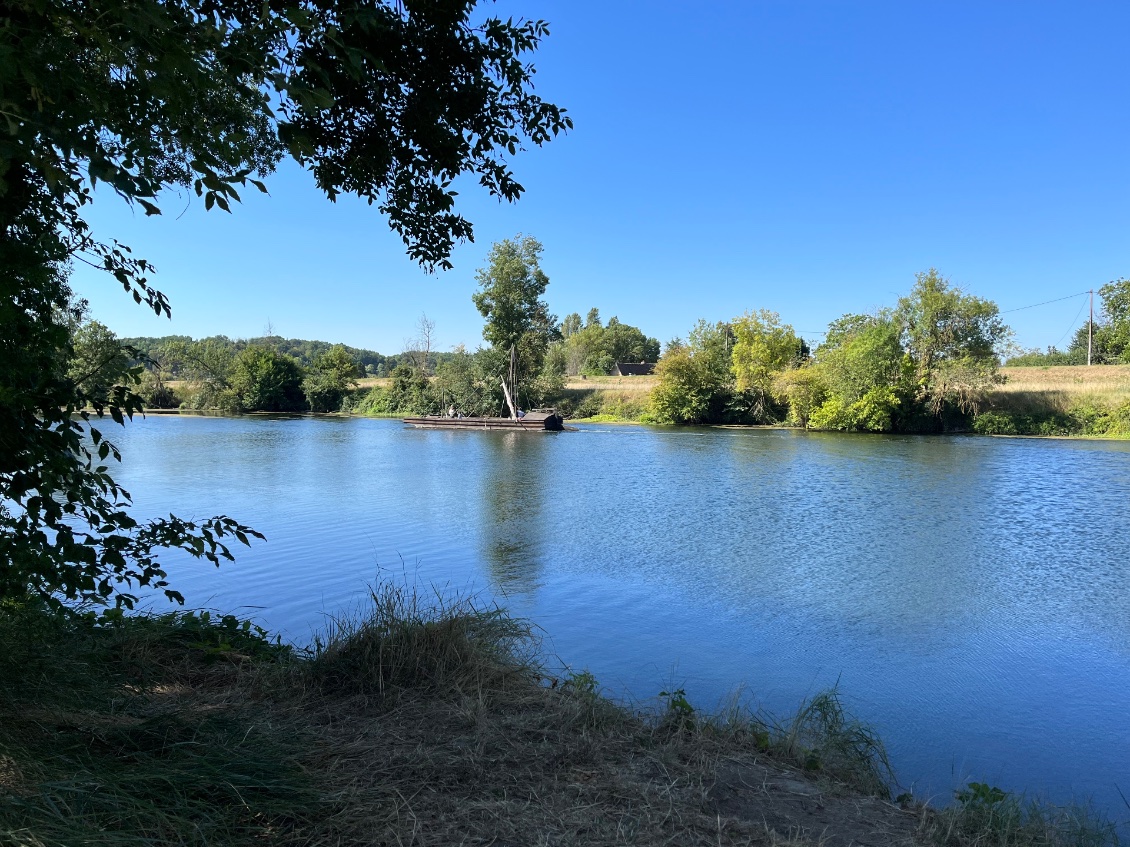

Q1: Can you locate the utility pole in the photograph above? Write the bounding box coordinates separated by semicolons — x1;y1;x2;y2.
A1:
1088;289;1094;366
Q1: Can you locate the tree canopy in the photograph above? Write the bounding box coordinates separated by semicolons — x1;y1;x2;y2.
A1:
0;0;570;611
471;235;559;402
472;236;555;351
648;271;1011;431
553;312;659;376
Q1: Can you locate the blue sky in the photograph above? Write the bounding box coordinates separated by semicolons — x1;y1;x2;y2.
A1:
71;1;1130;355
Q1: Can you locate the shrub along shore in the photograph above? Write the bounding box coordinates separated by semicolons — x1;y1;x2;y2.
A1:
0;590;1120;847
518;367;1130;437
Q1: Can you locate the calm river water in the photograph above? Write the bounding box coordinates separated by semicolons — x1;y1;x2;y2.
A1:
112;415;1130;818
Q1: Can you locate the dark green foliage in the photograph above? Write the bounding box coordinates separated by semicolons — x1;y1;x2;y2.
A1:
432;345;504;417
302;345;361;412
806;273;1008;432
648;322;735;424
68;320;139;407
972;401;1130;437
557;312;660;376
646;272;1012;431
2;0;571;273
972;411;1076;436
0;187;260;611
130;334;416;374
1;0;568;611
354;364;436;416
137;369;182;408
229;346;306;413
0;602;309;846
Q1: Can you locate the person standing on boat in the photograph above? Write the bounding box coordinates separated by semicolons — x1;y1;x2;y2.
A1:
447;405;456;418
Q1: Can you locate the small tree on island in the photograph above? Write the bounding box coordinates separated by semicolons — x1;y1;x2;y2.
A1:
471;236;560;408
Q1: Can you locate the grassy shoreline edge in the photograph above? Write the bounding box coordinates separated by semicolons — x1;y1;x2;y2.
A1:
1;590;1120;846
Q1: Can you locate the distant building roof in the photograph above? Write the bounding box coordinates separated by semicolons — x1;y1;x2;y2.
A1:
612;362;656;376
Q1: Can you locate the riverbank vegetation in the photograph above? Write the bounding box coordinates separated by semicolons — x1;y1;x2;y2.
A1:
90;267;1130;436
94;250;1130;435
646;269;1010;432
2;591;1120;847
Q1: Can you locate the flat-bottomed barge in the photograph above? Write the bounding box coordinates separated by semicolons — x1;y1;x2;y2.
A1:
403;410;566;432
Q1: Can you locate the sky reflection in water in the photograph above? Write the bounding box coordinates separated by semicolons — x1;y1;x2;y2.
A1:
112;416;1130;819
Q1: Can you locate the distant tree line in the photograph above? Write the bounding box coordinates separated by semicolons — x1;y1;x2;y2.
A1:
90;247;1128;430
122;334;453;378
1005;278;1130;366
75;328;368;414
547;309;660;377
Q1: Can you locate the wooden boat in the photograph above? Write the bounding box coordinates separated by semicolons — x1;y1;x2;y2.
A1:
403;409;565;431
404;348;569;432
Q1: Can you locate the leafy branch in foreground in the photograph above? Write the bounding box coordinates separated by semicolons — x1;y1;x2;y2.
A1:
1;0;569;611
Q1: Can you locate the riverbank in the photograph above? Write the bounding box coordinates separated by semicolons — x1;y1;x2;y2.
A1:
1;594;1119;846
562;365;1130;434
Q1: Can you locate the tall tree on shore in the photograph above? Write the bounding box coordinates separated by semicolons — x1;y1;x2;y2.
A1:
304;346;362;413
895;269;1009;414
472;235;559;391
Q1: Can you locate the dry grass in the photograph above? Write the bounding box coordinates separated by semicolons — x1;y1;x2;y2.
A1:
297;587;914;847
565;374;658;392
0;592;918;847
356;376;394;389
979;366;1130;424
996;366;1130;397
3;590;1118;847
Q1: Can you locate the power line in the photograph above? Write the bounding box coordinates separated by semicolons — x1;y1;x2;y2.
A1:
1054;297;1089;347
1000;290;1089;314
799;290;1090;341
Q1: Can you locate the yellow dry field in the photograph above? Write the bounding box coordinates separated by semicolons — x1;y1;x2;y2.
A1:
563;374;657;392
990;365;1130;413
356;377;394;388
997;365;1130;395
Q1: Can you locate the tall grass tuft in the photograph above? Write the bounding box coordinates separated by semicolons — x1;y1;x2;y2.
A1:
307;581;537;698
768;688;894;797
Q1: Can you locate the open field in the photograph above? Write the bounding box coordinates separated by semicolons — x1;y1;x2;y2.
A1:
988;365;1130;417
997;365;1130;396
564;374;658;392
356;376;393;389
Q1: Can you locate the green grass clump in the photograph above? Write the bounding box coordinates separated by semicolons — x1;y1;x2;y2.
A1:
972;399;1130;437
767;688;894;797
921;781;1122;847
307;581;537;699
0;601;313;847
